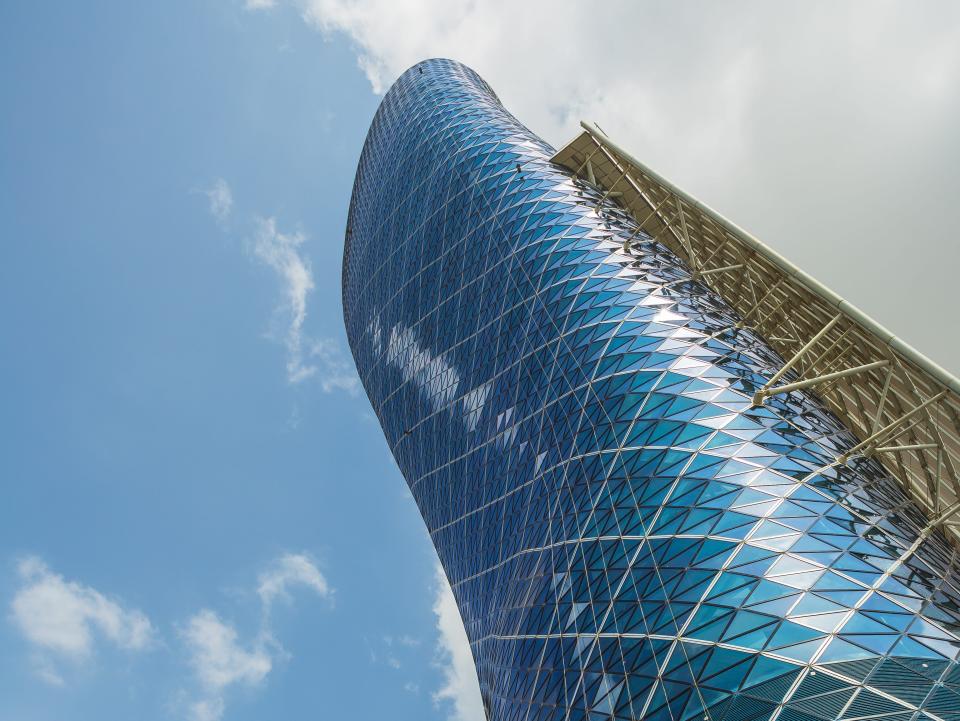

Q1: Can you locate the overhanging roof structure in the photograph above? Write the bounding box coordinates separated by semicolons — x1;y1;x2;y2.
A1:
552;121;960;543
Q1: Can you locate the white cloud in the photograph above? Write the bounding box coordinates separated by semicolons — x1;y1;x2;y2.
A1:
262;0;960;371
184;611;271;690
181;552;332;721
257;552;332;612
204;178;233;226
9;557;154;683
431;563;484;721
250;216;360;393
182;610;272;721
245;0;277;9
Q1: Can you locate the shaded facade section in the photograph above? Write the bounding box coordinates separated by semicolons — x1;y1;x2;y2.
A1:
343;59;960;721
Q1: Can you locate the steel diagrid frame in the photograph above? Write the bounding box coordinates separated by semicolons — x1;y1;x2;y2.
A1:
467;158;728;721
343;59;960;721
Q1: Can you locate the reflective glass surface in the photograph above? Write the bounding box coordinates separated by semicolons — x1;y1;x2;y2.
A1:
343;59;960;721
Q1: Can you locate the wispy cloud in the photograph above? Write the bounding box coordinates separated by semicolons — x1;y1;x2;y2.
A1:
367;632;421;674
204;178;234;227
181;552;331;721
390;633;420;648
244;0;276;9
308;337;361;394
362;630;425;701
249;216;315;383
197;183;359;396
257;552;332;613
9;557;154;685
431;563;484;721
249;216;360;393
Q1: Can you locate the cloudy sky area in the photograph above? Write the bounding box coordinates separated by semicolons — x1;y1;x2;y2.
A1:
295;0;960;367
1;1;957;720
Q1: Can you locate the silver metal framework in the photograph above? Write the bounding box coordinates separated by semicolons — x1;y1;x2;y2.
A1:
552;121;960;541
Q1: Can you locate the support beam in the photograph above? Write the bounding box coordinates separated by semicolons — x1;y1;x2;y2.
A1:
753;361;890;406
572;146;602;180
815;340;857;400
759;314;842;392
875;416;926;451
693;263;743;280
664;263;747;290
755;293;791;335
622;195;673;254
928;499;960;528
675;195;699;271
935;446;943;514
871;365;894;433
807;328;852;371
739;248;760;310
839;391;948;463
699;235;732;271
629;195;673;246
873;443;941;453
599;168;628;206
753;360;889;406
735;279;782;328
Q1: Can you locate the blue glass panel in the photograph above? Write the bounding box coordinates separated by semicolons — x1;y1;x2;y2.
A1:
343;58;960;721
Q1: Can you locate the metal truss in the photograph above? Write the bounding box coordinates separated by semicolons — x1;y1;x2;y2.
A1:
552;122;960;541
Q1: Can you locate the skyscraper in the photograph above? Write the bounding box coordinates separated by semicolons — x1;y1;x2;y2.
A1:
342;59;960;721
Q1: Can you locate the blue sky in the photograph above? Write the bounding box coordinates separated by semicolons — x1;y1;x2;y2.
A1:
1;2;958;720
0;3;479;720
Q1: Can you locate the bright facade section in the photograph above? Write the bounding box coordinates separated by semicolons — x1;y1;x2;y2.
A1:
342;59;960;721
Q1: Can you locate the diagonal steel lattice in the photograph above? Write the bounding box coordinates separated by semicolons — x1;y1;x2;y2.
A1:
342;59;960;721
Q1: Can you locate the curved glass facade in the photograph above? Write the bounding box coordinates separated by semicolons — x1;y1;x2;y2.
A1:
342;59;960;721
